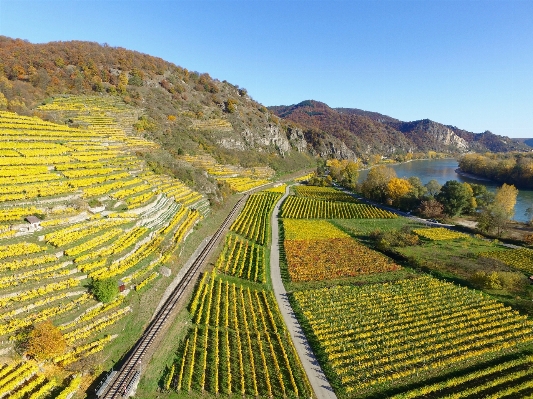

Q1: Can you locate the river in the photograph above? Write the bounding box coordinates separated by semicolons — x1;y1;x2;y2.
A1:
357;159;533;223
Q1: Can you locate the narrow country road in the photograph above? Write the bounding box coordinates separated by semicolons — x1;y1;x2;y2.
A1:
270;186;338;399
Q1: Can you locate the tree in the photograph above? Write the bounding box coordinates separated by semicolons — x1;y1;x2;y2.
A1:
26;320;66;360
425;179;441;197
470;183;494;210
494;183;518;217
525;204;533;225
92;277;119;303
329;159;360;190
478;183;518;236
417;198;445;219
316;158;327;176
407;177;427;199
436;180;473;217
477;204;510;237
462;182;477;214
360;165;396;203
340;160;360;190
386;178;412;206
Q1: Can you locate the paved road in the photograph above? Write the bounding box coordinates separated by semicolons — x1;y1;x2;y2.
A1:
270;186;337;399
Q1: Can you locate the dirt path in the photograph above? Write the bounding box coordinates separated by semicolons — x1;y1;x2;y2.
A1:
270;186;337;399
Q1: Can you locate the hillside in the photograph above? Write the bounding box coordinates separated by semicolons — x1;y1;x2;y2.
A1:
270;100;529;160
1;36;529;187
0;36;314;182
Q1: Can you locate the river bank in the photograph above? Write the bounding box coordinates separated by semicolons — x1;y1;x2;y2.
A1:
454;168;492;182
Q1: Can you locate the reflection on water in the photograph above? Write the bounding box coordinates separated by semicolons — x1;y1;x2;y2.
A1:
358;159;533;223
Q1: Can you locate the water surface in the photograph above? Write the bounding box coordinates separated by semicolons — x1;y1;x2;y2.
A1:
358;159;533;223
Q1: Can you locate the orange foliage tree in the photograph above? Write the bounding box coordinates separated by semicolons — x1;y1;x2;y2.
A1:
25;319;66;360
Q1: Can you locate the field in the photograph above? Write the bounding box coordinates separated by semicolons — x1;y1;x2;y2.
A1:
292;276;533;397
282;220;400;282
0;102;209;397
215;233;266;283
164;190;311;397
168;272;310;397
230;191;281;245
281;184;533;398
480;247;533;275
293;186;359;203
281;196;396;219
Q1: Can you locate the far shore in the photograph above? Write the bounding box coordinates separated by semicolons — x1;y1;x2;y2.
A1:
454;168;493;182
357;156;456;172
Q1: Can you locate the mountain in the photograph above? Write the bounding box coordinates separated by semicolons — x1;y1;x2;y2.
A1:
0;37;528;181
513;138;533;148
269;101;529;160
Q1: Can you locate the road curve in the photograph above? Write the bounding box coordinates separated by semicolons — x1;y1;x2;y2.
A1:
270;186;337;399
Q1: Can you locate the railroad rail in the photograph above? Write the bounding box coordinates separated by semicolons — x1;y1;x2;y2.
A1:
96;194;248;398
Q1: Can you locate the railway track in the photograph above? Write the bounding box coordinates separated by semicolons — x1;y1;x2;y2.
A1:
96;194;248;398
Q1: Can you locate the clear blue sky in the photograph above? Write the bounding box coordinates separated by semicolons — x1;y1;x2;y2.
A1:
1;0;532;137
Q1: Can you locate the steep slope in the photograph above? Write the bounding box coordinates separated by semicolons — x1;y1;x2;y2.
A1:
0;36;314;176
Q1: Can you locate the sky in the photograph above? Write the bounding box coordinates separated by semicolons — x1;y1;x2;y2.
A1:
0;0;532;137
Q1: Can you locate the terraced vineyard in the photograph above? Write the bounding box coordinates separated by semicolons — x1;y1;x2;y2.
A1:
292;276;533;397
164;189;311;398
0;101;209;397
181;154;274;192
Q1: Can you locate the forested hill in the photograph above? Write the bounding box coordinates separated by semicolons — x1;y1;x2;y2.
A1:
270;100;529;158
0;36;528;177
0;36;315;174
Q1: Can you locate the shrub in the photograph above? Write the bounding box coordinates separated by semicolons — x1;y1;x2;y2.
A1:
92;277;119;303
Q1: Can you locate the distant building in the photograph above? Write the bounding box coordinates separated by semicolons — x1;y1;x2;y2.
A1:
25;216;42;232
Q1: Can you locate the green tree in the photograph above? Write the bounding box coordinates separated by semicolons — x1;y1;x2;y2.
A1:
477;204;509;237
92;277;119;303
360;165;396;203
425;179;441;197
316;158;327;176
470;183;494;210
436;180;473;217
407;176;427;199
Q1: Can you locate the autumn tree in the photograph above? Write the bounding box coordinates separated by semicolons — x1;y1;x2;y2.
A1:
494;183;518;217
477;183;518;236
386;178;412;206
417;198;445;219
25;320;66;360
360;165;396;203
462;182;477;214
328;159;360;190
